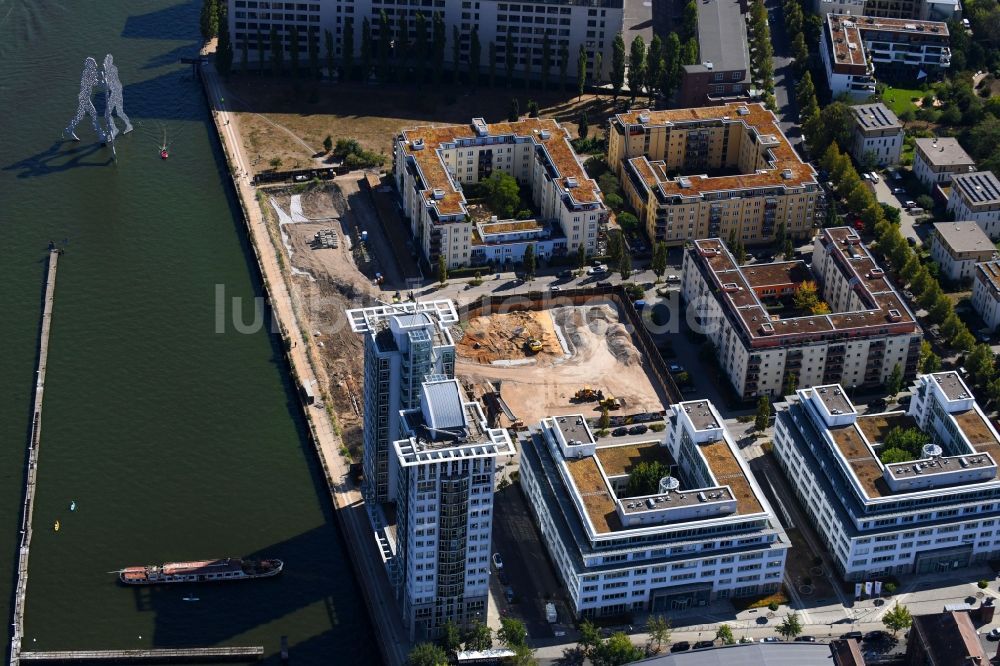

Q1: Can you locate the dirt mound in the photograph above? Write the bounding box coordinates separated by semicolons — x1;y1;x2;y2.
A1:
456;310;561;364
606;323;641;366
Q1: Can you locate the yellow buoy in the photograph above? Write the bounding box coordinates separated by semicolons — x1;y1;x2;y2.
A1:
53;520;60;532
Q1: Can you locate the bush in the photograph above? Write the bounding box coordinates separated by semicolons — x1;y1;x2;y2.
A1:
884;582;897;595
979;579;990;589
649;423;666;432
768;602;780;611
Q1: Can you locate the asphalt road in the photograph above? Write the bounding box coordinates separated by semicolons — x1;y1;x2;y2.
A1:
766;0;803;152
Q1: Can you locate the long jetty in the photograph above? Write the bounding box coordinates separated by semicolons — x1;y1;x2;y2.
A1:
9;249;60;666
18;647;263;663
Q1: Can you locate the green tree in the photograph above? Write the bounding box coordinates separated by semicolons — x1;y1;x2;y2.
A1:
413;13;428;83
376;12;391;81
270;25;284;76
794;280;821;312
559;41;570;91
919;340;941;373
967;343;995;385
578;619;602;657
256;26;265;73
611;33;626;99
324;29;334;79
437;255;448;285
577;45;588;98
323;135;333;153
882;603;913;637
505;31;515;86
343;18;355;78
954;328;976;352
489;41;497;87
784;371;799;395
599;406;611;430
796;71;819;120
627;461;669;496
886;363;904;398
881;448;912;464
308;29;320;78
716;624;735;645
618;249;632;281
396;14;409;74
217;15;234;75
783;239;795;260
483;172;521;218
200;0;219;40
927;294;953;325
408;642;447;666
470;27;481;87
288;25;300;77
662;33;682;100
527;100;539;118
499;617;528;648
594;51;603;86
591;632;643;666
755;395;771;431
651;241;668;279
432;12;445;85
918;281;943;310
646;34;663;101
792;31;809;72
683;0;699;39
510;643;536;666
508;97;520;122
523;244;536;278
361;17;373;80
541;32;552;90
578;110;589;139
241;36;249;73
805;102;855;159
646;615;672;653
776;612;803;640
464;621;493;651
441;620;462;652
627;35;646;102
577;242;588;271
452;26;461;83
608;230;624;265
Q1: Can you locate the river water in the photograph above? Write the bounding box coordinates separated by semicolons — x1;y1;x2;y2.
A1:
0;1;375;662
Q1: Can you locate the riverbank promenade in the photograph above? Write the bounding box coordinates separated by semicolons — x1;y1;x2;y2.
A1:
197;52;408;666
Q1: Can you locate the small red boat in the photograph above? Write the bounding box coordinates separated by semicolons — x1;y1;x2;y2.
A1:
160;148;169;160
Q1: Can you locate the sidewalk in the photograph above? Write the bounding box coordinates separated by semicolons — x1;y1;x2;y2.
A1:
198;53;409;666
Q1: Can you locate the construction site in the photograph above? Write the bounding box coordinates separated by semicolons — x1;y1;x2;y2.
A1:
455;303;665;428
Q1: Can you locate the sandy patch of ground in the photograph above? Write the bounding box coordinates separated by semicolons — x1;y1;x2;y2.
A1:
455;304;663;426
457;310;563;364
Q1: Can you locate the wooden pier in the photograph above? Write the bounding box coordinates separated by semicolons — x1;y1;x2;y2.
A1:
18;647;263;663
9;249;60;666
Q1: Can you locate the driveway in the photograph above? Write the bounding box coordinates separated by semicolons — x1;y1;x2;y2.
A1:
766;0;802;152
871;177;925;246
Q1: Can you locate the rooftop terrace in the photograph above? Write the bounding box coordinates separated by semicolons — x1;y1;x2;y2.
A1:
826;14;949;68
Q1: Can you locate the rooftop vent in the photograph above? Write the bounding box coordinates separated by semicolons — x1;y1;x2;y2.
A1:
678;177;692;188
760;322;775;335
737;106;750;116
638;112;651;124
887;308;902;321
704;61;714;70
781;168;793;180
411;138;425;151
539;129;551;140
659;476;680;493
923;443;943;459
722;282;740;292
472;117;489;137
868;268;885;277
566;176;579;188
432;188;446;200
905;23;917;29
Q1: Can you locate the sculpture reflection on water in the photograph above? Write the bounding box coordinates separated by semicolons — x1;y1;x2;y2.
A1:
64;54;132;155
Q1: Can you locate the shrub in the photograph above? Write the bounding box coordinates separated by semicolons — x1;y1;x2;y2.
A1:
979;579;990;589
768;602;780;611
884;582;897;595
649;423;666;432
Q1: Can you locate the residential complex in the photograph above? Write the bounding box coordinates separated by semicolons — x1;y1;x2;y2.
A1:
227;0;622;80
848;103;903;167
392;378;515;639
905;610;991;665
347;300;459;503
608;103;820;247
972;261;1000;331
929;221;996;283
677;0;750;107
946;171;1000;239
814;0;962;19
774;372;1000;581
913;137;976;189
393;117;607;269
682;227;922;401
520;401;788;619
820;14;950;99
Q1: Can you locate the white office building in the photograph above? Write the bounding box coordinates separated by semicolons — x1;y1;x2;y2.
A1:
520;402;789;619
849;103;904;167
227;0;622;81
946;171;1000;240
347;300;459;503
913;137;976;189
773;373;1000;581
393;378;515;639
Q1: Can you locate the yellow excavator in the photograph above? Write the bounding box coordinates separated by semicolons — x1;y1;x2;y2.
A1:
526;338;543;353
574;386;598;402
599;394;622;411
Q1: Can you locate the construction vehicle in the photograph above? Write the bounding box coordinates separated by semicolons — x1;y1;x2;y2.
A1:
599;395;622;411
574;386;598;402
526;338;543;353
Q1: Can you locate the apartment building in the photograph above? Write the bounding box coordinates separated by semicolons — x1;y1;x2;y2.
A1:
906;611;991;666
848;103;904;167
392;378;515;640
972;261;1000;332
913;137;976;189
608;103;820;247
519;401;788;619
347;300;459;503
773;372;1000;582
682;227;922;401
227;0;622;81
676;0;751;107
820;14;950;99
394;117;607;269
946;171;1000;239
930;221;997;283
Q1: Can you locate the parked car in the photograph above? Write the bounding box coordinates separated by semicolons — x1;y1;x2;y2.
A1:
504;586;515;603
840;631;863;641
492;553;504;570
587;265;608;275
612;427;629;437
795;636;817;642
666;274;681;282
670;641;691;652
892;187;906;194
559;269;574;278
904;200;917;209
669;364;685;373
693;640;715;649
628;424;649;436
864;630;891;642
869;172;880;183
761;637;782;643
988;627;1000;640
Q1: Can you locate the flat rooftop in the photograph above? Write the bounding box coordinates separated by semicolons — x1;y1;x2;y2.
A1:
915;137;975;167
933;371;973;401
680;400;724;431
595;442;673;477
615;103;817;198
814;385;854;416
347;299;459;333
976;261;1000;295
556;414;595;446
933;221;994;254
399;118;603;218
852;103;902;132
685;0;749;75
951;171;1000;207
690;227;918;347
826;14;949;68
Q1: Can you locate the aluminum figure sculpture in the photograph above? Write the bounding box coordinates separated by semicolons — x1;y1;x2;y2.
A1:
101;54;132;141
63;54;132;150
64;57;104;142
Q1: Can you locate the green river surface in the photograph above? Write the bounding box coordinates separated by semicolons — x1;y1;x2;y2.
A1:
0;1;376;662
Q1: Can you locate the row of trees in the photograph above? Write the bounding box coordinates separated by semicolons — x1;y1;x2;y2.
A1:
408;617;534;665
748;0;776;111
957;342;1000;407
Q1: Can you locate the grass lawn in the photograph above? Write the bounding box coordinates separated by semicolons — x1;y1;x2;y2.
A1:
882;86;925;117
